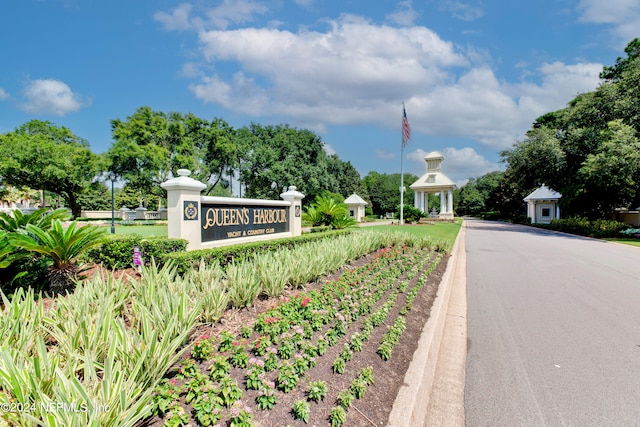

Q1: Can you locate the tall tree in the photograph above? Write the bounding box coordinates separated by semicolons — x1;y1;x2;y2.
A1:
107;107;238;205
326;155;366;198
238;124;338;201
362;172;418;216
600;37;640;82
0;120;100;217
499;38;640;219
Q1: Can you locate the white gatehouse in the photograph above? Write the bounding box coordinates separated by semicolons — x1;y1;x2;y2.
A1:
409;151;456;220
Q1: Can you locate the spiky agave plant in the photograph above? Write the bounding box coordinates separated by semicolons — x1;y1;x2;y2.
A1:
8;220;107;295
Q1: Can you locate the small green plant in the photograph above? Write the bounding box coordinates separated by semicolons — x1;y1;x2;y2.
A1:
192;394;223;426
164;403;190;427
329;406;347;427
292;399;310;423
151;379;182;417
332;357;346;374
241;325;253;338
256;388;277;410
349;333;363;352
218;376;244;407
358;366;375;385
277;364;300;393
229;403;254;427
340;344;353;362
209;354;232;381
191;336;215;361
350;378;367;399
307;380;328;402
178;358;199;378
231;344;249;368
218;330;236;351
336;390;354;409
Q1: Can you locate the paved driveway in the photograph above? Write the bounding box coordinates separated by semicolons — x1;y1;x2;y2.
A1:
464;220;640;427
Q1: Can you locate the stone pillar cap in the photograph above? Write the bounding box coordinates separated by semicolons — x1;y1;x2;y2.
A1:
280;185;305;200
161;169;206;191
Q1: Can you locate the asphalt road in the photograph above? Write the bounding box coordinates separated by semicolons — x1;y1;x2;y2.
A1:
464;219;640;427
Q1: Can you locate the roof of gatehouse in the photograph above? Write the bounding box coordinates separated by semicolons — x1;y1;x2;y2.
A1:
409;151;456;190
344;193;368;205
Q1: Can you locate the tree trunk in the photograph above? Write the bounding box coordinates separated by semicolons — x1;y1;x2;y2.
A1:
65;192;82;218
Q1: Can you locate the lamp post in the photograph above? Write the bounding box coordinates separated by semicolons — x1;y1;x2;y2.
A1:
110;173;116;234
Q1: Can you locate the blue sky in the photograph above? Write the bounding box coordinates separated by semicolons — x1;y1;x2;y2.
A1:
1;0;638;186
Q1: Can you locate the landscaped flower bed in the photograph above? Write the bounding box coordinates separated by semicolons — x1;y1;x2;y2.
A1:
0;230;450;427
142;244;446;427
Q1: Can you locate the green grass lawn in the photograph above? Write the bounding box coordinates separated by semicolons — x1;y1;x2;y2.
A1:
361;219;462;246
603;237;640;247
104;224;168;237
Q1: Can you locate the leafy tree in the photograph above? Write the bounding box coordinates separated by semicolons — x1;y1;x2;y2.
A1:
107;107;238;205
600;37;640;82
238;124;338;202
77;182;112;211
326;155;366;197
0;120;101;217
578;120;640;215
498;38;640;220
362;172;418;216
456;171;504;216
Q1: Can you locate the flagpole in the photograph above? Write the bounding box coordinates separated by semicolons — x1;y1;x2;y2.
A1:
400;140;405;225
399;103;406;225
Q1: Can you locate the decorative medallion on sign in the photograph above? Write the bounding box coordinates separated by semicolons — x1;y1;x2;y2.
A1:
183;201;199;221
295;205;301;217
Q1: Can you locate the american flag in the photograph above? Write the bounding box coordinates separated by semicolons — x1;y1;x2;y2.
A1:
402;105;411;147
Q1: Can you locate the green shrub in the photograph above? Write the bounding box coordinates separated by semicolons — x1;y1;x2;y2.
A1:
310;225;332;233
85;235;188;269
534;217;630;238
396;204;425;223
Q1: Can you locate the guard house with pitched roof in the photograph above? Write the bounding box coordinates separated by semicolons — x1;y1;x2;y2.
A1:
344;193;368;222
523;184;562;224
409;151;456;220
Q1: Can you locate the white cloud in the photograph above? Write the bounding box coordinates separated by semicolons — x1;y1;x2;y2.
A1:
192;15;466;120
436;0;484;22
166;11;602;151
20;79;86;116
577;0;640;44
154;3;193;31
204;0;269;30
375;149;396;160
323;142;336;155
408;147;499;186
155;1;268;31
0;88;9;100
386;0;418;26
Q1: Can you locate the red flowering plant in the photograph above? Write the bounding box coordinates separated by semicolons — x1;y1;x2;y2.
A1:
191;335;215;362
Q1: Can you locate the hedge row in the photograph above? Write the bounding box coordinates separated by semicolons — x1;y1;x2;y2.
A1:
84;235;188;270
85;230;354;273
532;217;631;238
161;229;354;275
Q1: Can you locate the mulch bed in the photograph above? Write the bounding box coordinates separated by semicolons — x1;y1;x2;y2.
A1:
137;250;447;427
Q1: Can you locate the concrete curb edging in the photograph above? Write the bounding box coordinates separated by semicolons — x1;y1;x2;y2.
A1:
387;221;467;427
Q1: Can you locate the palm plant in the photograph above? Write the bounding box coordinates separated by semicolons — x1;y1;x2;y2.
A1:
0;207;71;232
8;220;107;294
303;194;356;229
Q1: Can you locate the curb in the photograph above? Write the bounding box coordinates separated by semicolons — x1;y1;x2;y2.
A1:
387;221;467;427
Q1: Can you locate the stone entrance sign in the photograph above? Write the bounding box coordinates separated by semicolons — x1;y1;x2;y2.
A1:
162;169;304;250
201;202;290;242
